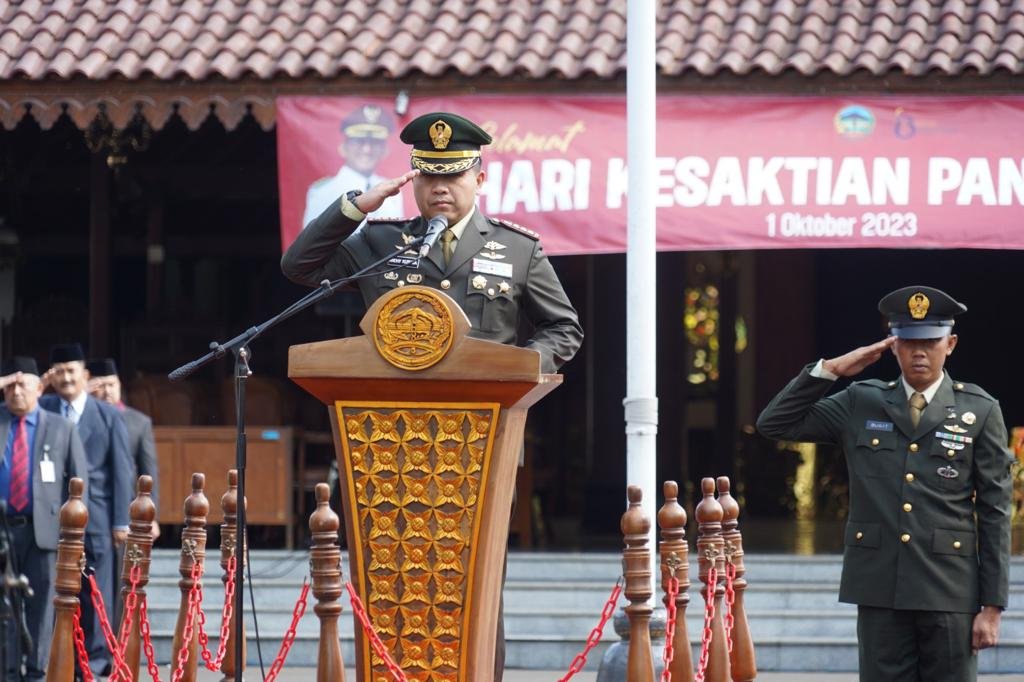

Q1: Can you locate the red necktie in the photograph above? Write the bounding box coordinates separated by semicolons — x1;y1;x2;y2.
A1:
9;416;29;512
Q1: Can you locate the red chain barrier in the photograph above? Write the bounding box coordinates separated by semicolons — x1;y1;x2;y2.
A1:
139;599;163;682
85;571;134;681
693;566;718;682
197;554;237;671
73;605;96;682
171;561;204;682
659;575;680;682
265;579;311;682
558;577;623;682
108;562;143;682
346;581;409;682
723;561;737;654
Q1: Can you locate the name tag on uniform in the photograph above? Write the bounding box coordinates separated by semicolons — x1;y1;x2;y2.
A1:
865;420;894;432
387;255;419;268
472;258;513;278
40;459;56;483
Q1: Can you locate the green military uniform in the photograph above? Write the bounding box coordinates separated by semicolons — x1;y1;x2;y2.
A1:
757;287;1013;682
281;112;582;375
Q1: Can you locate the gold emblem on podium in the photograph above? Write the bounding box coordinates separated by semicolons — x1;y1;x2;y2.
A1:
374;289;455;370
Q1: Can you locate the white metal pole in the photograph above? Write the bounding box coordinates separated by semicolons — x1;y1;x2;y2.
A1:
625;0;658;579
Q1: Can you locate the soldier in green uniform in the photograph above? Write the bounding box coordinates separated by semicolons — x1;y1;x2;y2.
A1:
282;111;583;375
757;286;1012;681
281;111;583;680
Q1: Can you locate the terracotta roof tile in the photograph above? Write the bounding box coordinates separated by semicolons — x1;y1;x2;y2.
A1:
2;0;1024;82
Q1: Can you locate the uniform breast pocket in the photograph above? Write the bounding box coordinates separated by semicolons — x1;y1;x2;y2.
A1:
465;278;516;334
927;441;972;491
854;430;898;479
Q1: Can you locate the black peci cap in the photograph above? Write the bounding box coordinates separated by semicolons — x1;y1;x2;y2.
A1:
400;112;492;175
50;343;86;364
878;286;967;339
85;358;118;378
2;356;39;376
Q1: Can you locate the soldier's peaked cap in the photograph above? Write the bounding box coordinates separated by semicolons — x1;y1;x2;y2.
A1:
878;285;966;339
341;105;394;140
400;112;492;175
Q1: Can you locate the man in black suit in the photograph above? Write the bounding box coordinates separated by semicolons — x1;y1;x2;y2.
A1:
40;344;133;678
0;356;88;679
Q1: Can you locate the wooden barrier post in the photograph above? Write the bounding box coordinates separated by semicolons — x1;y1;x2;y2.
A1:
170;473;209;682
310;482;346;682
696;477;730;682
219;469;245;681
46;477;89;682
622;484;655;681
718;476;756;682
658;480;694;682
118;475;156;681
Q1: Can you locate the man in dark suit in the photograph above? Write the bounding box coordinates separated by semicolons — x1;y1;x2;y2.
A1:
282;111;583;375
757;286;1013;682
0;356;88;680
40;343;134;677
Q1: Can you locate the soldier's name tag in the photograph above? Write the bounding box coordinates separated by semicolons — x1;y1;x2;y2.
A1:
39;459;56;483
387;255;419;268
935;431;972;444
865;420;894;432
472;258;513;278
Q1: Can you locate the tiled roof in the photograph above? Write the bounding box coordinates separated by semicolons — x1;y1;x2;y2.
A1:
1;0;1022;82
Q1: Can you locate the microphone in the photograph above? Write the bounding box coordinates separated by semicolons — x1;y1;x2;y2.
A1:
419;215;449;258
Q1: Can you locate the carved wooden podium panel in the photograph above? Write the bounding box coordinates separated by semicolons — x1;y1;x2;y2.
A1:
289;286;561;681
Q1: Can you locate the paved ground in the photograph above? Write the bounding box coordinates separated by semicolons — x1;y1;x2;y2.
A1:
195;670;1024;681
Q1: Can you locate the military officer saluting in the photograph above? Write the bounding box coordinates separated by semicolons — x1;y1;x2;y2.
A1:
757;286;1012;682
282;111;583;374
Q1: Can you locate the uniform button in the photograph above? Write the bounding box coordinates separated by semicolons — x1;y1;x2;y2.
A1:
947;449;955;457
909;444;919;453
905;473;915;482
487;288;495;296
955;383;964;390
855;531;864;540
440;279;451;290
953;540;962;550
901;533;911;543
903;503;912;512
397;280;405;287
871;438;880;446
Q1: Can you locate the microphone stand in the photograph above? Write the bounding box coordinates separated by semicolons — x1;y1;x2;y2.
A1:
168;232;430;682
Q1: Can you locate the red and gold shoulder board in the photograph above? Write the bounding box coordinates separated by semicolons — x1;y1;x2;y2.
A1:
489;217;540;240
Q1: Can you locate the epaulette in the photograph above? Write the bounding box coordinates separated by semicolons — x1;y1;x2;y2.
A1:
855;378;896;390
489;217;540;240
951;380;996;401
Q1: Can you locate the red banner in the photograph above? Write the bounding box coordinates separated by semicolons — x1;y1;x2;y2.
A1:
277;95;1024;255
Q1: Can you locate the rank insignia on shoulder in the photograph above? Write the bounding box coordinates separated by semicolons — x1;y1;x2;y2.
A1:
937;465;960;479
484;241;507;251
490;217;540;240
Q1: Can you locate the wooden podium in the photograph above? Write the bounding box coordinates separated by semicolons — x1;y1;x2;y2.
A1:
288;286;562;681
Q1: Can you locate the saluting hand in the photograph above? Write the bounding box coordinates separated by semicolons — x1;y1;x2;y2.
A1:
0;372;21;390
821;336;896;377
40;367;57;391
355;170;420;215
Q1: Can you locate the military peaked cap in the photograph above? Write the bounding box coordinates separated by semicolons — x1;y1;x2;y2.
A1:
86;358;118;377
400;112;492;175
878;285;967;339
342;104;394;140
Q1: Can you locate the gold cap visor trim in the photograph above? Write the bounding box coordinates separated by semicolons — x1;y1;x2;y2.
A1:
343;123;389;139
411;157;480;174
411;149;482;159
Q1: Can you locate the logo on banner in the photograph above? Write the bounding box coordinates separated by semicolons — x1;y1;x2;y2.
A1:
835;105;875;139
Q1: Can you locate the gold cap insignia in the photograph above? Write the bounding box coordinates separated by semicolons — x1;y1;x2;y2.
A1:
429;120;453;150
908;292;930;320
